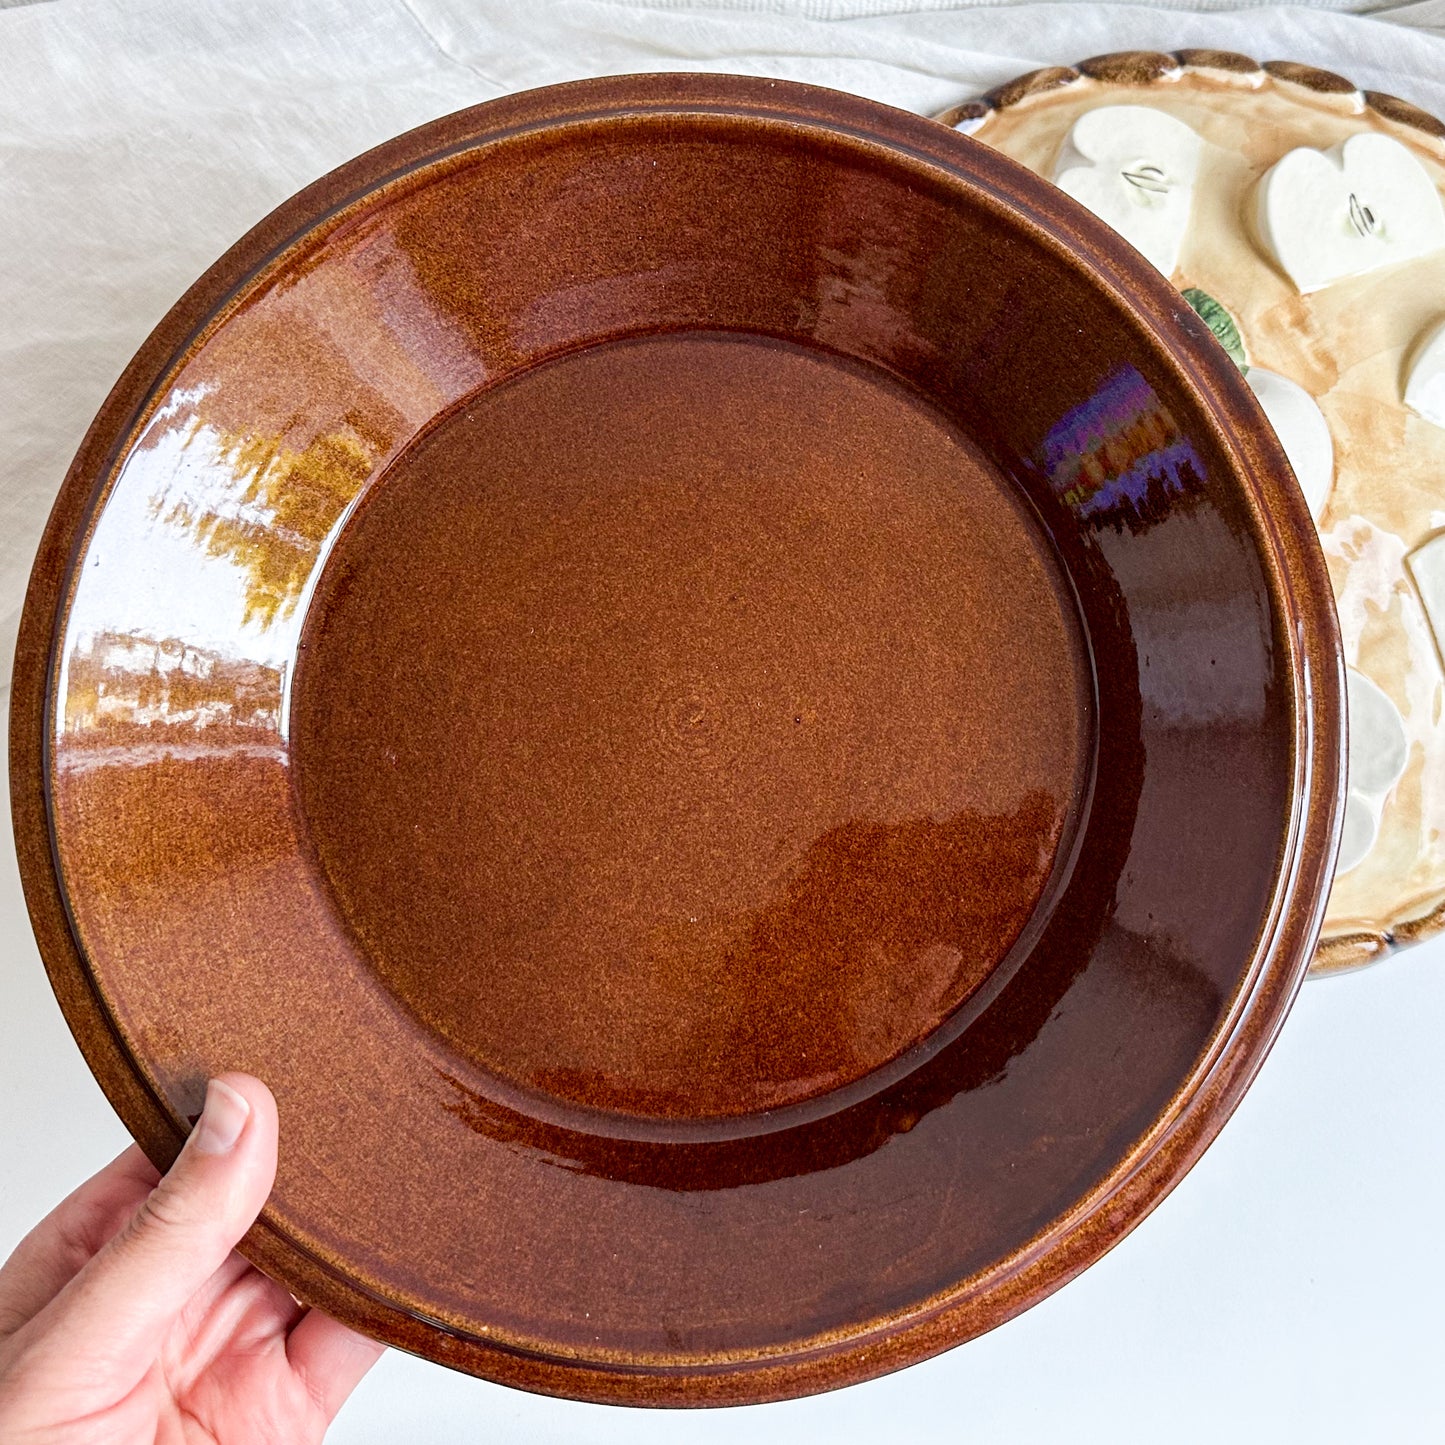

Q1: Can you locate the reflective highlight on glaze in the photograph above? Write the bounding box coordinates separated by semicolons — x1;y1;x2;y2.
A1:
946;48;1444;971
1041;364;1208;526
292;333;1090;1125
18;76;1342;1404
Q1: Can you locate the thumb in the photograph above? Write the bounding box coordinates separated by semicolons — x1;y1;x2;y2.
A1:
22;1074;278;1381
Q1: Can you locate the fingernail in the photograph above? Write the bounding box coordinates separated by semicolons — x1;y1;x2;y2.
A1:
191;1078;251;1155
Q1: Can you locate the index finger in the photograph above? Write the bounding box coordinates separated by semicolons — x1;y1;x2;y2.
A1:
0;1145;159;1341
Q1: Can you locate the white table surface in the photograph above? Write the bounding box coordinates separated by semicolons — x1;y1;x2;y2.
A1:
2;2;1444;1441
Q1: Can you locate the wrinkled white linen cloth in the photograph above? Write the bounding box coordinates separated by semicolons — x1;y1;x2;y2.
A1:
3;0;1445;687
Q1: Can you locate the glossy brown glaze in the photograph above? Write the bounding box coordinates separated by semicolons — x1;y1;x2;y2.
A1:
11;74;1343;1404
294;333;1088;1122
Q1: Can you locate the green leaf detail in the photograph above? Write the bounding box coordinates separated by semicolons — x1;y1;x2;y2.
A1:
1181;287;1249;374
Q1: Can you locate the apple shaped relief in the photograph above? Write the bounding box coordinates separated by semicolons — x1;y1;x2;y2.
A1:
1404;318;1445;428
1054;105;1203;277
1337;667;1409;876
1254;133;1445;293
1244;368;1334;520
1176;288;1334;521
1406;530;1445;669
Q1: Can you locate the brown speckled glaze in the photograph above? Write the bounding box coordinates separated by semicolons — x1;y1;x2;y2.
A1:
985;66;1079;111
1262;59;1357;95
293;334;1089;1122
1365;89;1445;141
1079;51;1180;86
11;75;1342;1404
939;49;1445;140
1175;50;1260;75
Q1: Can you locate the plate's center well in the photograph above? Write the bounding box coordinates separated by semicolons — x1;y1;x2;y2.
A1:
291;332;1090;1122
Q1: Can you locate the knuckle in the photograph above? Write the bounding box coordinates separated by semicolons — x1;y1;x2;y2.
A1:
131;1177;204;1237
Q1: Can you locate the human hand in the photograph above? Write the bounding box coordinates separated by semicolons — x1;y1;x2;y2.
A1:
0;1074;383;1443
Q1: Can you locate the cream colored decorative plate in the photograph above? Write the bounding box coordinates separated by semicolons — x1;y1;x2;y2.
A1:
940;51;1445;972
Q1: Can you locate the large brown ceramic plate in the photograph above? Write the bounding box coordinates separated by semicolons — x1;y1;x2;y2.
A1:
11;75;1343;1405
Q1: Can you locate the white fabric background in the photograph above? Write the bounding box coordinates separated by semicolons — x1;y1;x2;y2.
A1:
1;2;1442;1441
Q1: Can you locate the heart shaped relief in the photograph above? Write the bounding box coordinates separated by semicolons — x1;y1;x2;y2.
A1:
1054;105;1202;277
1336;668;1410;876
1255;133;1445;294
1244;368;1333;521
1404;318;1445;428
